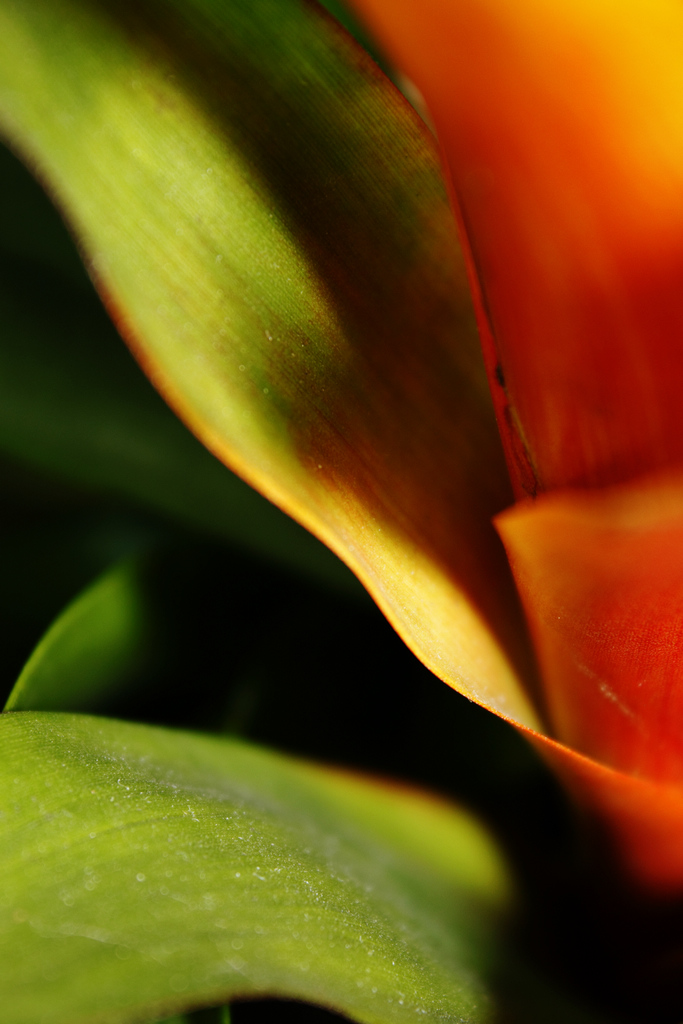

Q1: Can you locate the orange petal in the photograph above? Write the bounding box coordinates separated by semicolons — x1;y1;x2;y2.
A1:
496;472;683;785
350;0;683;496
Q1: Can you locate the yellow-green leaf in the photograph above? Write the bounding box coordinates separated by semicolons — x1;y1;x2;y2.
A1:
0;0;538;726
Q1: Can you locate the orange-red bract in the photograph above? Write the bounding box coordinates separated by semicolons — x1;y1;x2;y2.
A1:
350;0;683;893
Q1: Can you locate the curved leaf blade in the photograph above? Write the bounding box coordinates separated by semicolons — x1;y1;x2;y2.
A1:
0;0;537;725
0;712;512;1024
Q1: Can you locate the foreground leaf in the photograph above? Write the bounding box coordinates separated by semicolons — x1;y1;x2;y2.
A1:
0;712;511;1024
0;0;537;725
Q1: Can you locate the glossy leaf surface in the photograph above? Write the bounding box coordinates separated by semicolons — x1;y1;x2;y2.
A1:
0;0;536;725
0;712;511;1024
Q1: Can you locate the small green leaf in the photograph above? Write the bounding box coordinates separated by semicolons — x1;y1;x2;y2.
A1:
4;559;152;713
0;712;512;1024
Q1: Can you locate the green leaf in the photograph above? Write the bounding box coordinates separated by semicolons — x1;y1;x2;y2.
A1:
0;0;537;725
4;559;152;713
1;712;512;1024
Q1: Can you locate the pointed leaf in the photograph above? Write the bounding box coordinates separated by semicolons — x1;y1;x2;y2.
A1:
5;559;152;713
0;0;537;725
0;712;512;1024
